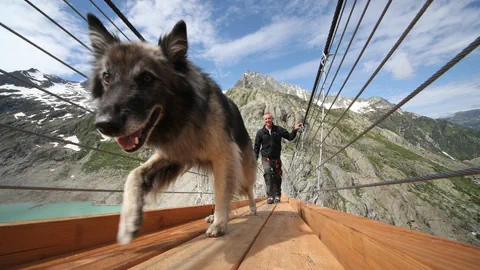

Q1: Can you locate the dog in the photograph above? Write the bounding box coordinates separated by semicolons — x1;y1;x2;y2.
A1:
86;14;257;244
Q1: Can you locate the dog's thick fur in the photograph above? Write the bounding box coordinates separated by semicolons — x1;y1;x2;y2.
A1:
86;14;257;244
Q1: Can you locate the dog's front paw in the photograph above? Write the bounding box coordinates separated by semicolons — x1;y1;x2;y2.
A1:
205;214;214;223
117;206;143;245
206;222;226;237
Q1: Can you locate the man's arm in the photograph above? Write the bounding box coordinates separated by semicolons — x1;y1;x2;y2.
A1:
280;123;303;141
253;130;262;160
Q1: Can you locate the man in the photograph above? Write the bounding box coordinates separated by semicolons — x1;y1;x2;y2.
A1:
254;112;302;204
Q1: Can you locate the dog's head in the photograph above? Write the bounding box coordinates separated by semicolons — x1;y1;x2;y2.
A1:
87;14;190;152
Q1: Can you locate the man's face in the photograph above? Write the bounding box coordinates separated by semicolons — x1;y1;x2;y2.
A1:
264;114;273;128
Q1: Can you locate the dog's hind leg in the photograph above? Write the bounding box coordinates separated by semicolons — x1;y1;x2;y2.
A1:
243;156;257;216
117;152;183;245
206;144;241;237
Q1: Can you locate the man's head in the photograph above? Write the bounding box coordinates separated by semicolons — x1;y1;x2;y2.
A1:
264;112;273;129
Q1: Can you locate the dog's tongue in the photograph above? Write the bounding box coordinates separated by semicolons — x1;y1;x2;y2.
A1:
116;129;142;150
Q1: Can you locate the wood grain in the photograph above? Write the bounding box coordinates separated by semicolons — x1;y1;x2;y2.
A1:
301;204;480;270
0;198;263;268
13;201;265;270
239;202;344;269
131;202;274;270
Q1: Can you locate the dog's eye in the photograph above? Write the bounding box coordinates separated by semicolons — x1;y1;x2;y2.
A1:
102;72;112;84
143;74;152;83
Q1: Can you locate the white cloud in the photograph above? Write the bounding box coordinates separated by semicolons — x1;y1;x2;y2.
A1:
0;0;91;77
268;58;320;81
385;51;413;79
121;0;217;48
388;75;480;118
202;18;305;66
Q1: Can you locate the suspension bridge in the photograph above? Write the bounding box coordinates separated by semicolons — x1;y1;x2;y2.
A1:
0;0;479;269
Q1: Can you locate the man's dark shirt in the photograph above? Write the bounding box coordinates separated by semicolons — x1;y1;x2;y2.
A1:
254;124;297;160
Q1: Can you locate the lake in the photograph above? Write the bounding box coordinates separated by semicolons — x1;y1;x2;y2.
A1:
0;202;121;223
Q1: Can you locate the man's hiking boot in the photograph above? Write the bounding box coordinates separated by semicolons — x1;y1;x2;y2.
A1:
274;196;280;204
267;197;274;204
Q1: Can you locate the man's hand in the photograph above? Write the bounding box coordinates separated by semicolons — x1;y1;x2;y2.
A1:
295;123;303;131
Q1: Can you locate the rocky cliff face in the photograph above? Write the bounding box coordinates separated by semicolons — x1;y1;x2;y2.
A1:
226;70;480;247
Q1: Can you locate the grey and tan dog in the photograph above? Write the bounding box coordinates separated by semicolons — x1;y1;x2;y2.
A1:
86;14;257;244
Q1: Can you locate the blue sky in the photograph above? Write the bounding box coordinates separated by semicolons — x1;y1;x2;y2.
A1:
0;0;479;118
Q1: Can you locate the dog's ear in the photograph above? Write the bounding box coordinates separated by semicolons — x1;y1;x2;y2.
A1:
159;20;188;66
87;13;119;58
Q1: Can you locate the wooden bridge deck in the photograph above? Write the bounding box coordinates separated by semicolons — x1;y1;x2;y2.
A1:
1;196;479;269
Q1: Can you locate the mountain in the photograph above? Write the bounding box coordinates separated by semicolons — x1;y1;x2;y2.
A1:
442;109;480;131
226;70;480;246
0;69;210;209
1;68;479;247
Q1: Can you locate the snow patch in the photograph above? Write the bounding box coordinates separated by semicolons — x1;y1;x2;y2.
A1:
64;135;81;151
441;151;455;160
50;142;59;147
27;70;47;83
14;112;26;119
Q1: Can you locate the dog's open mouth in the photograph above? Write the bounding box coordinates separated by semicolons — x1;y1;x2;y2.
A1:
115;108;161;152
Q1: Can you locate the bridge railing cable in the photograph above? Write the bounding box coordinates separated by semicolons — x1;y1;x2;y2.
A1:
0;122;206;177
88;0;131;41
297;167;480;194
0;185;214;194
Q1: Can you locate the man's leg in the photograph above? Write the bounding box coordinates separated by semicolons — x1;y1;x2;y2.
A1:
262;158;274;204
273;159;283;203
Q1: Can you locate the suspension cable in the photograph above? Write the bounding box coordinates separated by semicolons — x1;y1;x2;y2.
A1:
0;185;214;194
308;35;480;176
0;69;93;113
0;22;88;78
24;0;92;52
301;0;344;127
315;0;434;150
303;0;357;139
289;0;346;172
0;122;207;176
63;0;87;22
316;0;371;124
322;0;391;127
298;167;480;193
292;0;369;180
103;0;146;42
297;0;433;178
88;0;131;41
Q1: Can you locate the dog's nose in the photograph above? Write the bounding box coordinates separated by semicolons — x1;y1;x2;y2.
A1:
95;116;124;136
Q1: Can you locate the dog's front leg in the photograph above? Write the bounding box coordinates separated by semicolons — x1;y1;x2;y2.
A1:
206;150;239;237
117;152;182;245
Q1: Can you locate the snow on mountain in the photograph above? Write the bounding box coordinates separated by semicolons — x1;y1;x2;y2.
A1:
234;70;396;115
0;68;92;111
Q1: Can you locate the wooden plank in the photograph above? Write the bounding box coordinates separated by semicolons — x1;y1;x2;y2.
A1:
0;198;261;268
131;203;275;270
288;197;304;215
0;204;213;268
301;205;480;270
15;201;265;270
239;202;344;269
